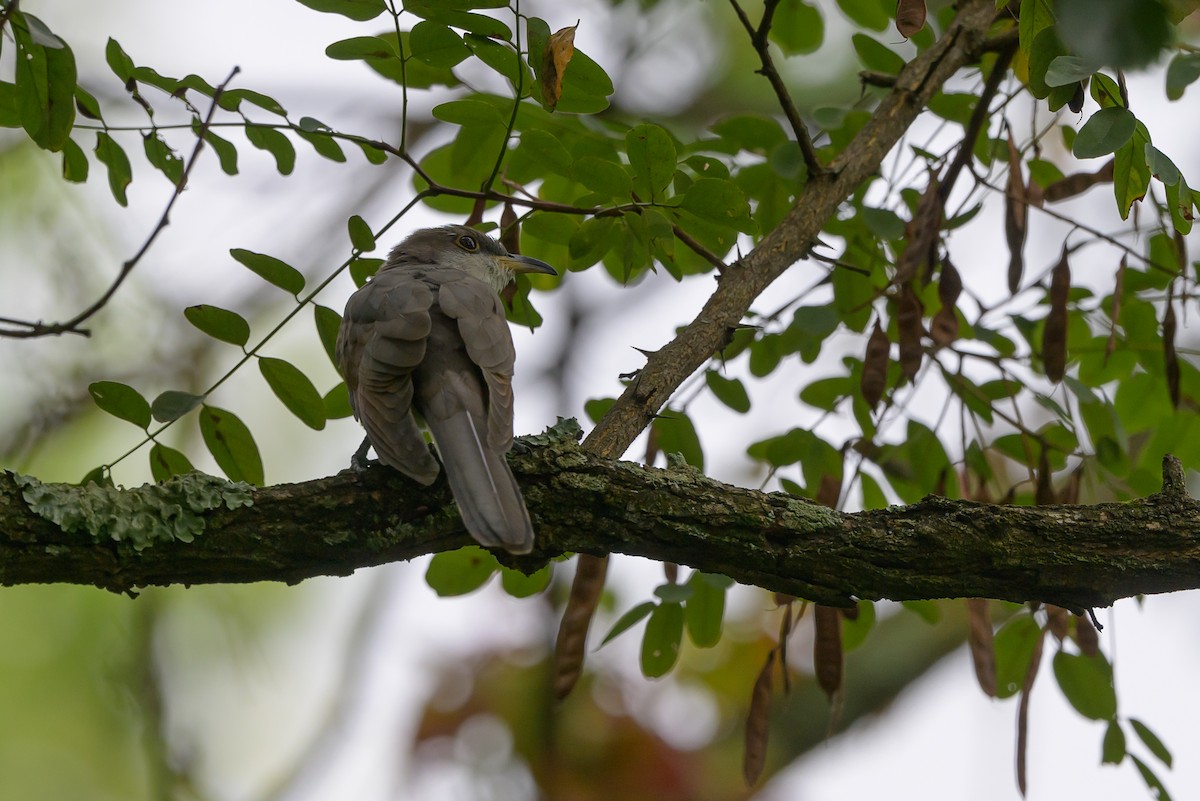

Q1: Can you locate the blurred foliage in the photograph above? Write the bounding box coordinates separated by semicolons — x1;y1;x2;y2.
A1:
2;0;1200;798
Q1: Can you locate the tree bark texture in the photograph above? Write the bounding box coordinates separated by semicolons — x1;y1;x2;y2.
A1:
2;426;1196;610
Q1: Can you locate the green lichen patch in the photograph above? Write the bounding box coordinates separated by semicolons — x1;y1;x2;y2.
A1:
14;472;254;551
518;417;583;447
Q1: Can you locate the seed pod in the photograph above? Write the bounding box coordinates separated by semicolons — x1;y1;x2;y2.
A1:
861;318;890;409
1164;295;1180;409
1035;446;1055;505
1005;133;1028;294
1075;613;1100;656
967;598;996;697
1068;81;1086;113
553;555;609;699
500;202;520;254
1042;248;1070;383
895;0;927;38
1045;605;1070;641
930;258;962;346
813;605;843;699
1043;159;1115;202
895;175;943;285
743;649;776;785
1016;630;1046;797
897;284;924;380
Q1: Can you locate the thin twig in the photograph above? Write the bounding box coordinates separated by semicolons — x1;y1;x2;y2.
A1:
0;66;242;339
728;0;825;176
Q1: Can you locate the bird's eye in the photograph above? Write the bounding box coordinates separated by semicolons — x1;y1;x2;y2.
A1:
457;234;479;251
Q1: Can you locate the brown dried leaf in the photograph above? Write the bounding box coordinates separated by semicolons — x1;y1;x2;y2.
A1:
1042;248;1070;383
1016;629;1046;797
1043;159;1115;202
662;561;679;584
743;649;776;786
861;318;890;409
897;284;924;381
553;554;609;699
1165;299;1180;408
1075;612;1100;656
813;605;843;699
465;195;487;228
966;598;996;697
1005;133;1028;294
895;0;927;38
500;201;520;254
540;23;578;111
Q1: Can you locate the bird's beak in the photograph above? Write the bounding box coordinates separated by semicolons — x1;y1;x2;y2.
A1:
499;254;558;276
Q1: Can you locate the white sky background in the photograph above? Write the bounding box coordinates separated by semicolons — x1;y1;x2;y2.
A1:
1;0;1199;799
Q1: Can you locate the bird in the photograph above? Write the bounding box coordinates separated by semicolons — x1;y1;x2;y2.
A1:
335;225;556;555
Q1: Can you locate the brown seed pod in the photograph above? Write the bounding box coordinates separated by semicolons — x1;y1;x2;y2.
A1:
1016;629;1047;797
895;175;943;285
553;555;609;699
1045;605;1070;641
1042;248;1070;383
1164;294;1180;409
967;598;996;697
1075;612;1100;656
1005;133;1028;294
1043;159;1115;202
813;605;843;699
861;318;890;409
895;0;927;38
743;649;776;786
897;284;924;380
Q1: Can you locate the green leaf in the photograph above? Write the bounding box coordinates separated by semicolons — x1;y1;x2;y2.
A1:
769;0;824;55
61;137;88;182
1102;719;1127;764
347;214;375;251
1129;718;1172;767
295;128;346;162
1114;121;1152;219
349;256;383;287
143;132;184;185
293;0;385;20
424;546;498;596
1166;53;1200;100
841;600;876;650
572;156;632;199
199;405;265;485
993;614;1042;698
151;390;204;423
313;304;343;367
89;381;151;429
626;123;676;201
555;49;613;113
104;37;135;83
404;2;512;38
1073;107;1137;159
465;34;530;90
1056;0;1172;70
196;124;238;175
219;88;288;117
600;601;657;646
705;370;751;413
1045;55;1096;87
1130;755;1174;801
653;408;704;469
1166;174;1194;235
518;129;572;176
835;0;890;30
245;124;296;175
684;572;726;647
710;114;787;154
12;15;77;152
259;357;327;430
323;382;353;419
640;602;684;678
568;216;618;268
0;81;20;128
409;20;470;67
681;178;755;232
499;564;552;598
1145;144;1181;186
325;35;397;61
148;443;194;482
852;33;905;74
1052;651;1117;720
901;599;941;623
654;582;693;604
95;131;131;205
230;248;306;295
432;98;506;127
184;304;250;347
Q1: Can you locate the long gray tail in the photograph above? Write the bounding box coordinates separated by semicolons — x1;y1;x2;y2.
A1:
427;410;534;554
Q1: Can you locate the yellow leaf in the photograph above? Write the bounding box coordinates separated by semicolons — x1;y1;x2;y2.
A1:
540;23;577;110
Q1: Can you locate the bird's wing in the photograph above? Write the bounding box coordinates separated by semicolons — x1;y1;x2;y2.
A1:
335;269;440;484
434;272;517;453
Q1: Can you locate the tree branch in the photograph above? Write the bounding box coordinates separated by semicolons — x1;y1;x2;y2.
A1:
2;429;1196;611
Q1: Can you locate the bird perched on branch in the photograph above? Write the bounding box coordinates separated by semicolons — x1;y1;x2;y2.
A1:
335;225;557;555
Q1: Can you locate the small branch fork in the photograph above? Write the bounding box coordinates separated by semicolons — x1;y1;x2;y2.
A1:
0;66;241;340
728;0;825;176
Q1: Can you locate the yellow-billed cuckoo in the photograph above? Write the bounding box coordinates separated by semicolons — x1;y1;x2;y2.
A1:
335;225;556;555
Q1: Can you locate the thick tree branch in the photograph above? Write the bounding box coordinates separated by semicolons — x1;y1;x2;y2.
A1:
2;431;1196;610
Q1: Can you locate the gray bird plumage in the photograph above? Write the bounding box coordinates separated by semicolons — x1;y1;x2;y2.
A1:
335;225;556;554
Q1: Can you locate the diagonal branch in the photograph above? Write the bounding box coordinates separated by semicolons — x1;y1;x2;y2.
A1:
0;67;241;339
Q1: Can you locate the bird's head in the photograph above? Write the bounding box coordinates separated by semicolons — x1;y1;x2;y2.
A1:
387;225;557;294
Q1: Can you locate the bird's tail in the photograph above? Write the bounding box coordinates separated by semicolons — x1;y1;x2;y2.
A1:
428;411;534;554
